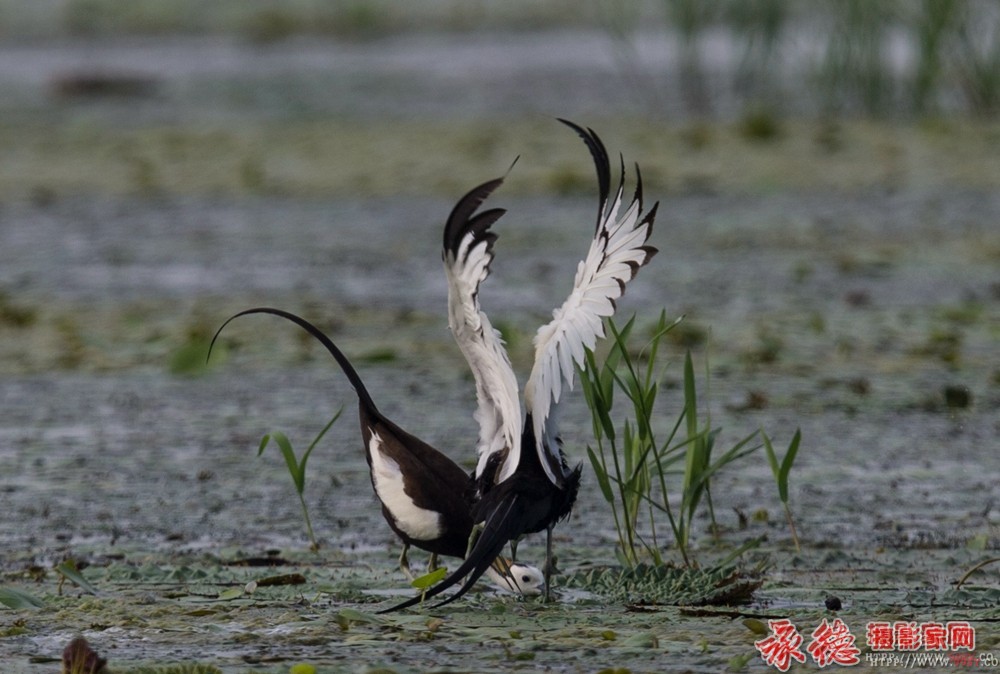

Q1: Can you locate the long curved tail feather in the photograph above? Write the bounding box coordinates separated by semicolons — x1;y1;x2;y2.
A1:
378;492;532;612
208;307;380;413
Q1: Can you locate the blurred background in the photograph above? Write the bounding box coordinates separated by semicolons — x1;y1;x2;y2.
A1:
0;0;997;371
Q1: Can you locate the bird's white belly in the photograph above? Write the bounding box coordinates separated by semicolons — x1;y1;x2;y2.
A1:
368;432;443;541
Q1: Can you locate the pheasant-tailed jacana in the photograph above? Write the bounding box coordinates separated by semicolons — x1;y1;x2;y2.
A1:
382;119;658;612
210;308;544;596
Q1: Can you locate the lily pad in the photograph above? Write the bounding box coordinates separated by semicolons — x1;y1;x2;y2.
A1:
564;563;764;606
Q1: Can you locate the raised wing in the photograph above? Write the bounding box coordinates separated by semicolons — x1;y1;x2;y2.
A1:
442;177;523;482
521;120;659;486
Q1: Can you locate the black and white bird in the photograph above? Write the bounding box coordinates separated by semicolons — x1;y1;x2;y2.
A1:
210;307;544;596
382;119;658;611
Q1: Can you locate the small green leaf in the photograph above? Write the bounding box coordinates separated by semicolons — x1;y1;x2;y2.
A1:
410;566;447;589
761;429;781;478
587;446;614;502
743;618;769;635
300;407;343;482
966;533;989;551
762;428;800;503
623;631;659;648
0;586;44;609
336;607;380;624
683;351;698;439
258;434;271;457
779;428;802;487
581;351;617;443
217;587;244;601
270;431;305;495
729;652;755;670
56;561;99;595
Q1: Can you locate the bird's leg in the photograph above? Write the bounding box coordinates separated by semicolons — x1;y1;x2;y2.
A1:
427;552;439;573
509;537;519;563
464;522;483;558
398;544;414;581
544;524;554;602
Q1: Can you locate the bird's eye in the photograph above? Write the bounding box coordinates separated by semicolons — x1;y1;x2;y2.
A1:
522;576;532;583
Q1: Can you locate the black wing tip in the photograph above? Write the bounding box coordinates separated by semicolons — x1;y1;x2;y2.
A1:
641;200;659;232
558;118;611;230
632;161;645;210
555;117;585;137
641;201;659;243
442;177;507;259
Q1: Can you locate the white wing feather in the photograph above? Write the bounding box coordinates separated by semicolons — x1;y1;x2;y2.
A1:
442;124;657;490
442;180;523;481
521;125;658;486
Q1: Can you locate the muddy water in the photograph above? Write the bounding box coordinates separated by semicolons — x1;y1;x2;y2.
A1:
0;29;998;673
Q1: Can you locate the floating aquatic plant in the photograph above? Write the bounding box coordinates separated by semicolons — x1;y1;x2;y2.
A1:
0;586;43;609
56;560;100;596
126;666;223;674
565;560;764;606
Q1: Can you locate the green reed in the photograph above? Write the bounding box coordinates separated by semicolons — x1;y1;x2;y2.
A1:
579;312;760;568
258;408;343;552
